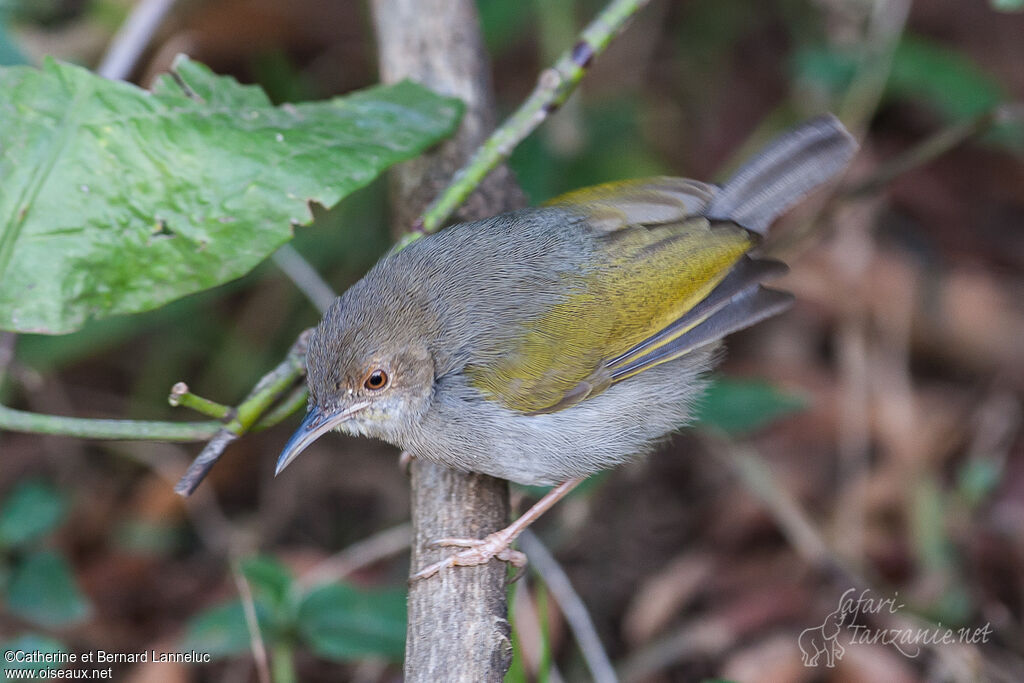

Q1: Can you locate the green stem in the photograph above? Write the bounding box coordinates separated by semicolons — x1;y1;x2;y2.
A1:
271;641;297;683
173;329;311;495
168;381;232;419
252;385;308;432
401;0;651;245
0;403;220;440
231;342;306;432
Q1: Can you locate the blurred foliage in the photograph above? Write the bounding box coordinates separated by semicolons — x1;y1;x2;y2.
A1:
0;20;25;66
695;378;806;437
0;480;88;632
0;479;66;547
5;550;90;626
511;99;670;203
184;556;406;666
0;634;66;676
794;33;1023;149
478;0;534;54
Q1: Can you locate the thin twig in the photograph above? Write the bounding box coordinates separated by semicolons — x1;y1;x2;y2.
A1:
272;244;337;313
168;382;232;419
520;530;617;683
251;386;308;432
769;0;909;257
401;0;652;243
173;329;311;495
174;429;239;496
231;559;272;683
700;433;866;585
107;440;236;551
844;102;1024;198
0;403;221;440
0;330;309;463
97;0;179;80
511;576;566;683
298;522;412;589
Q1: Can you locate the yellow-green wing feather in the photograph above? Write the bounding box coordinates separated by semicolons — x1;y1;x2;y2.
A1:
467;181;753;414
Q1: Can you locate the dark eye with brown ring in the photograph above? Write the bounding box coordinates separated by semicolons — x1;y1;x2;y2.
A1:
364;369;388;391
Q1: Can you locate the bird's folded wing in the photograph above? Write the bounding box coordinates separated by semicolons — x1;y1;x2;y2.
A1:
467;182;759;414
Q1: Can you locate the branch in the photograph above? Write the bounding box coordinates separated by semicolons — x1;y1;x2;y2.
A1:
372;0;653;677
401;0;652;244
0;404;220;441
96;0;179;80
298;522;412;589
173;330;310;496
271;244;337;314
169;382;232;419
372;0;518;678
231;559;273;683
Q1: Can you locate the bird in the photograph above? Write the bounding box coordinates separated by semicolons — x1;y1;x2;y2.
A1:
275;115;857;579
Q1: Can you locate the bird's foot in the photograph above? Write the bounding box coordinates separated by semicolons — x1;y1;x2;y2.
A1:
407;478;584;583
409;530;527;582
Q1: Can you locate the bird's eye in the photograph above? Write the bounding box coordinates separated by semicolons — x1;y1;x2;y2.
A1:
363;369;389;391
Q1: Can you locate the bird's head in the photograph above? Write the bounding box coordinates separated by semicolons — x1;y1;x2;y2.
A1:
275;284;435;475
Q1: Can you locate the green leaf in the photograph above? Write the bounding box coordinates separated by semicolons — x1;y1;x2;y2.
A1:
791;46;859;96
112;518;181;555
297;582;406;662
0;634;67;674
181;561;294;660
6;550;90;626
990;0;1024;11
887;35;1005;121
0;56;463;334
695;377;805;436
956;458;1003;507
0;480;67;548
183;601;255;658
241;556;294;608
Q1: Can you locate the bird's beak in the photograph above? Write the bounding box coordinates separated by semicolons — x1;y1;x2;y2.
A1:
274;402;369;476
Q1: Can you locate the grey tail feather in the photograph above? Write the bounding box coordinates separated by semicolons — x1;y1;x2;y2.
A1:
705;114;858;236
609;285;794;381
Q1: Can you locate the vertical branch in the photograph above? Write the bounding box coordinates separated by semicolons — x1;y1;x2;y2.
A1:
370;1;524;679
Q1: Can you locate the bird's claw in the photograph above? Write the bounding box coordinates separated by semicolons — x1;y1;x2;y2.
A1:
410;532;528;582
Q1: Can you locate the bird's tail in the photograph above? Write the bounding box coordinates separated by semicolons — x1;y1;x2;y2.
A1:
704;114;858;236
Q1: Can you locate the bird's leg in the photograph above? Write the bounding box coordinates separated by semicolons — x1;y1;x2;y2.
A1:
409;477;584;582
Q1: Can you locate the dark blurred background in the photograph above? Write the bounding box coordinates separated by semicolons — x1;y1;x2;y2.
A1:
0;0;1022;681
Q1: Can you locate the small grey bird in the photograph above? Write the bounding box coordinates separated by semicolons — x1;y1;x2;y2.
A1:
276;115;856;578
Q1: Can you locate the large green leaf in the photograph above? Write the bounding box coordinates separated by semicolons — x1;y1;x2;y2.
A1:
0;480;67;549
0;56;462;333
297;582;406;662
5;550;90;626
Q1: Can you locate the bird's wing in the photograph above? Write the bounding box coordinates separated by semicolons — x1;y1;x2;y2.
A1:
465;178;765;414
